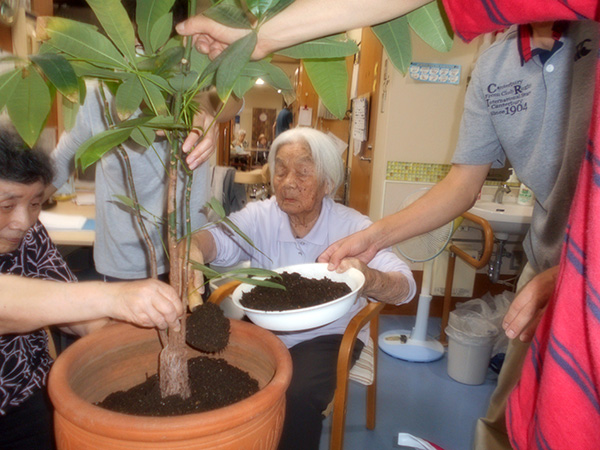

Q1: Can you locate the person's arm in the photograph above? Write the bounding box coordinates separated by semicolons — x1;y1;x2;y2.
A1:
337;257;411;305
177;0;432;60
319;163;491;267
502;265;559;342
0;276;183;336
182;88;244;169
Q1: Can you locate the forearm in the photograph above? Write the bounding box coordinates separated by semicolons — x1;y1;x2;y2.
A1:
362;269;411;305
255;0;433;56
191;230;218;264
0;276;112;334
369;164;489;251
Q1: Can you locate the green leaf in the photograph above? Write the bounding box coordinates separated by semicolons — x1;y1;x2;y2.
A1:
190;49;211;76
245;0;277;20
216;32;257;99
407;1;453;53
303;58;348;120
138;77;168;115
130;126;156;147
226;268;281;278
30;53;79;102
233;75;256;98
150;13;173;54
236;277;285;289
87;0;137;65
136;45;184;75
206;197;226;218
6;68;52;148
70;61;128;81
115;76;144;120
276;34;358;59
204;0;252;29
190;263;222;279
44;17;129;69
261;63;293;91
0;68;21;111
113;194;135;209
137;0;175;54
373;15;412;75
168;71;199;93
61;96;80;131
75;128;133;170
263;0;294;21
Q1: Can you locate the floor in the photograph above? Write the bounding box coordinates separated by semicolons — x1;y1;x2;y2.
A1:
319;315;498;450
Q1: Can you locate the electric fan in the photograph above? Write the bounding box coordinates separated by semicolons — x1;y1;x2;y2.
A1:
379;188;457;362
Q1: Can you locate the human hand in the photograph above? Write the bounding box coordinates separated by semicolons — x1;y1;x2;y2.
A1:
318;230;379;270
106;279;183;331
182;109;218;170
176;15;255;60
502;266;559;342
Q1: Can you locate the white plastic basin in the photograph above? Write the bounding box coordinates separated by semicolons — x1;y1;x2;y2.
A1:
231;263;365;332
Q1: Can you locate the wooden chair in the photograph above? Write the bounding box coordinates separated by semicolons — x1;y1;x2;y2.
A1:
207;280;384;450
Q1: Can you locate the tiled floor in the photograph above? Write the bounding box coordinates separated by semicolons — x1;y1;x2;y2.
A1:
319;315;498;450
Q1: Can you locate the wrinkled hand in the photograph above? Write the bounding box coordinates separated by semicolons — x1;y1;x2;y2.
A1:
502;265;559;342
318;230;378;270
106;279;183;331
176;15;255;60
182;109;219;170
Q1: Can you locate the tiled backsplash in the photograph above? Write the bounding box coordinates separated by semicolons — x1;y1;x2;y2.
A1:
386;161;517;186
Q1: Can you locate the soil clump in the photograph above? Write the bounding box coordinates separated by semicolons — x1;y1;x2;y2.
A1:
96;356;259;416
241;271;351;311
186;302;230;352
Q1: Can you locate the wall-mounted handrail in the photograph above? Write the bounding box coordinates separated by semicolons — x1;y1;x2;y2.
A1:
448;211;494;269
440;211;494;344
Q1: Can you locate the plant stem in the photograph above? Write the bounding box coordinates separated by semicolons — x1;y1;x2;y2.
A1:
97;84;159;280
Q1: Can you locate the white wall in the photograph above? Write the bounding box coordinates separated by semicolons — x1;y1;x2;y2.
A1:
370;31;485;220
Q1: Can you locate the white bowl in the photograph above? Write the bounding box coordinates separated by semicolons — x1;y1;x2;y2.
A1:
231;263;365;331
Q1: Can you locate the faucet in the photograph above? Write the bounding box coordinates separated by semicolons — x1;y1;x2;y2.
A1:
493;183;511;204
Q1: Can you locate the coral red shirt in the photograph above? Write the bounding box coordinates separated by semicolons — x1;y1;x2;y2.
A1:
441;0;600;448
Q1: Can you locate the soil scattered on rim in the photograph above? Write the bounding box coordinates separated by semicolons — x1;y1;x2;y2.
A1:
241;271;351;311
186;302;230;352
96;356;259;416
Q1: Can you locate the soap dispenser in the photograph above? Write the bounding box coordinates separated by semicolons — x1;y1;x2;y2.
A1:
506;168;519;185
518;183;534;205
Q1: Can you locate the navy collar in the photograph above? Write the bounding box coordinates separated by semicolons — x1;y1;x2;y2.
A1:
518;22;567;66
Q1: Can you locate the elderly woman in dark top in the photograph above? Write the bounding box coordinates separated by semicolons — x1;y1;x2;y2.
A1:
0;121;183;449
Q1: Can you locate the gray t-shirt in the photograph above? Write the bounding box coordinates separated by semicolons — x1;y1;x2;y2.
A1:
52;82;209;279
453;22;598;272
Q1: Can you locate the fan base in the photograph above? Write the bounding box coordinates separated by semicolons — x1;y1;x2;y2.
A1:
378;329;445;362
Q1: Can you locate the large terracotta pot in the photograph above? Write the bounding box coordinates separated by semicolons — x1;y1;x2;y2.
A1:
48;320;292;449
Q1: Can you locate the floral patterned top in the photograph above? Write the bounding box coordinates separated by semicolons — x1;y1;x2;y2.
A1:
0;221;76;415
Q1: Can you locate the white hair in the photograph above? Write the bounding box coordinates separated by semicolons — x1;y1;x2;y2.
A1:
268;128;344;196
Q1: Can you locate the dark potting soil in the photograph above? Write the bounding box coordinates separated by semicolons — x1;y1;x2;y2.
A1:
240;271;351;311
96;356;259;416
186;302;230;352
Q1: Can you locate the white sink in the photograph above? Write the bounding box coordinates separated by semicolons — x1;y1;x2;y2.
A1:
468;201;533;237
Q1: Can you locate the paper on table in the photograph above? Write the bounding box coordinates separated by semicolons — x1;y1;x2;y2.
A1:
75;192;95;205
39;211;87;230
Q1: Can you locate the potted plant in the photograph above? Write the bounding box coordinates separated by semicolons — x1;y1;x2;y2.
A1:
0;0;452;447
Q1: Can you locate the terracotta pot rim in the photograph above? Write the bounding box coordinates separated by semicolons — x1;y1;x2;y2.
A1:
49;320;292;440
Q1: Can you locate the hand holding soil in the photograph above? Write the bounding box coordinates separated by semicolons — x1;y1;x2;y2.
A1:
105;279;183;331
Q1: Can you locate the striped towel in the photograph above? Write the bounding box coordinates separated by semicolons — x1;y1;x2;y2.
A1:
507;29;600;449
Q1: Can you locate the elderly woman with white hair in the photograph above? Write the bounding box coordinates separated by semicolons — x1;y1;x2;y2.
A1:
189;127;416;450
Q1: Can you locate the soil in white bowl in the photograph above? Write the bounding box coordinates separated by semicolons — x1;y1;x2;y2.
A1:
240;271;351;311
